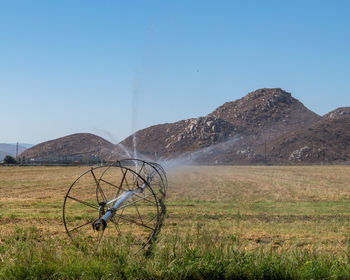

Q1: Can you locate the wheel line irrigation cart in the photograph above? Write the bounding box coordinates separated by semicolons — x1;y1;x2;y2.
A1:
62;159;167;252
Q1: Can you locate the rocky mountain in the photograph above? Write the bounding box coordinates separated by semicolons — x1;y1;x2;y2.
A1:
119;116;236;160
120;88;321;163
19;133;115;161
208;88;321;139
263;110;350;164
323;107;350;120
18;88;350;164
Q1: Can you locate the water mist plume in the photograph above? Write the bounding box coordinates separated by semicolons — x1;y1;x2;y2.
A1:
115;142;133;158
159;136;241;170
132;74;140;171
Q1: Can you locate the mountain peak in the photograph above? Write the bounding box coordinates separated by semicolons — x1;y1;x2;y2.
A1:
243;88;292;102
19;133;114;160
324;107;350;120
208;88;319;136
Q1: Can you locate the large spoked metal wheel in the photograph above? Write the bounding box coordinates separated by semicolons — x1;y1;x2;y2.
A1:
62;161;166;252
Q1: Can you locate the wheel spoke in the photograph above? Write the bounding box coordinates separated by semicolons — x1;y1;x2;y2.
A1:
146;214;157;225
133;193;157;205
100;178;128;193
114;206;125;225
91;169;108;203
116;193;155;212
113;213;154;230
131;196;144;225
110;216;122;235
117;168;128;197
129;189;157;205
95;228;105;252
139;162;145;175
66;195;99;210
69;218;96;233
123;172;131;190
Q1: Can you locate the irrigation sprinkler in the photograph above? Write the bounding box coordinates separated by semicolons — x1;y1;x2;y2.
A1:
63;159;167;252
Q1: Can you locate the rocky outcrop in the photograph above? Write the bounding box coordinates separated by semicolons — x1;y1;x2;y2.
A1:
264;111;350;163
289;146;311;162
208;88;321;139
118;116;236;160
324;107;350;120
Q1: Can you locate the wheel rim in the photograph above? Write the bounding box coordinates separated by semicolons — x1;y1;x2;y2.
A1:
62;164;163;252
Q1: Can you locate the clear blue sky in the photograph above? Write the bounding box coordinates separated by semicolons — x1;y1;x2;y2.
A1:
1;0;349;144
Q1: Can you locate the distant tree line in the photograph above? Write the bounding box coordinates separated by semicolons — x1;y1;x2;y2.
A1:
3;155;17;164
1;154;107;166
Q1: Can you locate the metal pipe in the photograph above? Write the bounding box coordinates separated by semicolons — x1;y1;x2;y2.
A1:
101;171;156;224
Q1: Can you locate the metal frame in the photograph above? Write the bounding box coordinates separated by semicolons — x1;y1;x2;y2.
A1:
62;159;167;252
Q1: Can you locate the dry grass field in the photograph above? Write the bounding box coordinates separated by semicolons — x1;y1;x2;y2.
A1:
168;165;350;255
1;165;350;279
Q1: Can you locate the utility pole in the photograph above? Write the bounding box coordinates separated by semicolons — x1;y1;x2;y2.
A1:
98;141;101;164
16;142;19;158
264;115;267;163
